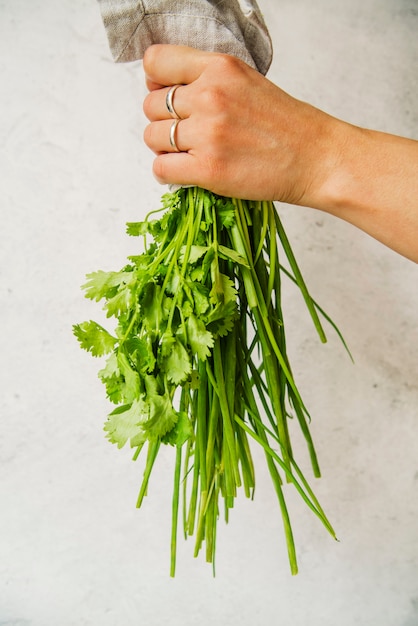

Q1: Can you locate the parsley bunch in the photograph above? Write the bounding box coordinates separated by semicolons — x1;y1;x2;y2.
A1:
74;187;345;575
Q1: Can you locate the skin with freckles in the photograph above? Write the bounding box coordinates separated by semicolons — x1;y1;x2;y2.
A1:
143;45;418;262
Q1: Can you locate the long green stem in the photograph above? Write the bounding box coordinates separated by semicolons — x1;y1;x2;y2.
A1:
273;206;327;343
212;340;241;489
170;445;182;577
136;440;160;509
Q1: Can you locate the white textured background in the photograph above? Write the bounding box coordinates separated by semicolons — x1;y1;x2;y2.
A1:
1;1;417;625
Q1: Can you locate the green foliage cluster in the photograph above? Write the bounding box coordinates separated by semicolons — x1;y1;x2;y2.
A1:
74;187;343;575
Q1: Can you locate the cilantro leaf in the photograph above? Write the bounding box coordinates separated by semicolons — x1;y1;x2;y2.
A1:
126;221;150;236
162;411;193;447
141;392;178;440
216;198;235;228
158;333;192;384
206;300;238;337
179;245;208;266
201;247;215;283
209;272;237;306
140;282;166;333
217;244;249;267
98;352;124;404
117;351;140;403
125;337;156;377
188;281;210;316
186;314;214;360
165;267;181;295
98;351;119;379
105;286;135;318
82;269;133;302
104;399;147;449
73;321;116;357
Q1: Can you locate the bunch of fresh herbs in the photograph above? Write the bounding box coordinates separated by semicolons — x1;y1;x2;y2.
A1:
74;186;347;575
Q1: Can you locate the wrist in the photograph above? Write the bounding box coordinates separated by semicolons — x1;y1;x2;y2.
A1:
300;116;361;215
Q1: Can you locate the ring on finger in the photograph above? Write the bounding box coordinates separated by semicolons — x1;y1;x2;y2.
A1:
169;119;181;152
166;84;181;119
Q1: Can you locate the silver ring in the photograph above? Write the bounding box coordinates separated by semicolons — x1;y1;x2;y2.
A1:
166;85;181;119
169;119;180;152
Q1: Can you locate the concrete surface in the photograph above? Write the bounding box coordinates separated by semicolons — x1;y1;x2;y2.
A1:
0;1;417;625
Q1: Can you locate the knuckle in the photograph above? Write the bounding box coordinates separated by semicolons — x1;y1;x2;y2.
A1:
212;52;244;75
212;54;248;89
196;55;246;119
197;57;242;112
199;84;228;115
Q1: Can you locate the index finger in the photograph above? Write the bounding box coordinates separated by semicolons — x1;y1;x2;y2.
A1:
143;44;214;89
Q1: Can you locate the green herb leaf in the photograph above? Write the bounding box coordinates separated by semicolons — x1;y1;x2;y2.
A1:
216;198;235;228
209;272;237;306
117;351;140;403
126;221;150;236
162;411;193;447
164;337;192;385
104;399;147;449
105;285;135;318
188;281;211;316
206;300;238;337
218;244;249;267
140;282;166;334
186;314;214;360
98;352;123;403
125;337;156;376
73;321;116;357
179;245;208;265
141;391;179;440
82;269;132;302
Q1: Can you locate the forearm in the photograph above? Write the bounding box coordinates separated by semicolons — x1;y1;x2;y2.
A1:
311;122;418;262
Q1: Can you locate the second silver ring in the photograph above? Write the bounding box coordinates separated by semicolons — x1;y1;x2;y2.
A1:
169;119;181;152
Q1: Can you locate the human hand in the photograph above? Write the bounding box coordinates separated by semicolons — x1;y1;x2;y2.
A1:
142;45;418;262
142;44;344;204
